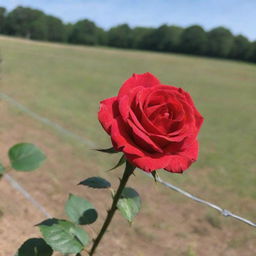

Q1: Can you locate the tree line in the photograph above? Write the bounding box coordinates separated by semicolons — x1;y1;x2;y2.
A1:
0;6;256;63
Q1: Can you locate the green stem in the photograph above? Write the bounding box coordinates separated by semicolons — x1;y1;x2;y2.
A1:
89;161;135;256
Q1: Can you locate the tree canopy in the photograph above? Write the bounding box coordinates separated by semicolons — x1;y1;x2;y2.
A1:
207;27;234;58
0;7;6;33
180;25;207;55
0;5;255;64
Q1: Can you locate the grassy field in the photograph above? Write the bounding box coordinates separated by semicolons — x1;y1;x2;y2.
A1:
0;35;256;256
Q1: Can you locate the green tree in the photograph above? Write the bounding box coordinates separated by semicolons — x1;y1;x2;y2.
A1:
247;41;256;62
179;25;207;55
207;26;234;58
46;15;65;42
97;27;107;45
107;24;132;48
4;6;47;40
158;25;183;52
64;23;74;42
138;27;159;50
141;25;183;52
68;19;99;45
131;26;154;49
229;35;251;60
0;7;6;33
29;15;47;40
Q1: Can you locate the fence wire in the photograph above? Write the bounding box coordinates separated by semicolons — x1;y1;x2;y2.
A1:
144;172;256;227
1;92;255;228
4;174;52;218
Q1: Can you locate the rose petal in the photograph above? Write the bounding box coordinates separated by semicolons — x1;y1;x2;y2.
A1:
164;141;199;173
118;86;144;121
118;72;160;98
124;140;199;173
127;119;163;153
179;88;204;130
110;116;145;157
98;97;119;134
164;156;192;173
126;153;171;172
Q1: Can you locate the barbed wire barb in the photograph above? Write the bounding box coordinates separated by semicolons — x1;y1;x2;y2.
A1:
144;172;256;228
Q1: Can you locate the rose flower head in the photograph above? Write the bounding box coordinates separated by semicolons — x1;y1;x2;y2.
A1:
98;73;204;173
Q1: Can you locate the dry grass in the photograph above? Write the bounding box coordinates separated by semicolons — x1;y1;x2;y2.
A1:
0;36;256;256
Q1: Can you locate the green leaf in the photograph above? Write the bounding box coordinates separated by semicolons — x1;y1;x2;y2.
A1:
16;238;53;256
95;147;118;154
0;163;5;175
108;155;126;171
117;187;141;223
8;143;46;171
65;194;98;225
78;176;111;189
37;219;89;254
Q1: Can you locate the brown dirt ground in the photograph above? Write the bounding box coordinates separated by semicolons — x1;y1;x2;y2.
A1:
0;101;256;256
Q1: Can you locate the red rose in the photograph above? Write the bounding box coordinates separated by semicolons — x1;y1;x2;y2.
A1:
98;73;203;173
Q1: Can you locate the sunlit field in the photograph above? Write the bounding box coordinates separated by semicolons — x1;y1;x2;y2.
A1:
0;35;256;256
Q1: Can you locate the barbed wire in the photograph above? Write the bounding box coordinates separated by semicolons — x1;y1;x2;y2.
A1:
1;92;256;228
4;174;52;218
144;172;256;227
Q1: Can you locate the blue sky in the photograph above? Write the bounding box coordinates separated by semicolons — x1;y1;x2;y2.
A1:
1;0;255;41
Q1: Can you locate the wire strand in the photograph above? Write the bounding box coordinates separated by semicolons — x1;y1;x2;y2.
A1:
1;92;256;228
143;172;256;227
4;174;52;218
